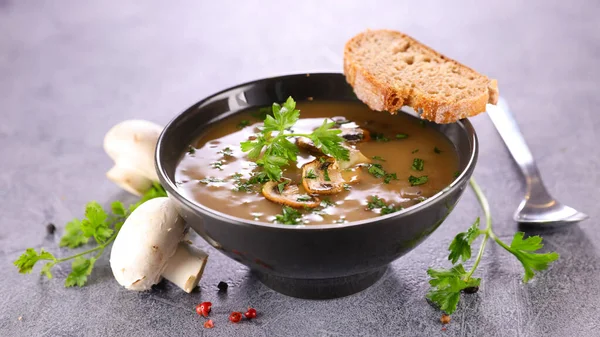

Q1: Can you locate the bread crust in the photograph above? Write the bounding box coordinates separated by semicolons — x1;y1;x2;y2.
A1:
344;29;499;124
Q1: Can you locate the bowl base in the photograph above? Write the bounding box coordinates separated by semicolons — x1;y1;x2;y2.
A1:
253;266;388;299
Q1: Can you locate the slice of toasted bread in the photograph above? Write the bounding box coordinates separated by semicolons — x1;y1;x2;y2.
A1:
344;29;498;124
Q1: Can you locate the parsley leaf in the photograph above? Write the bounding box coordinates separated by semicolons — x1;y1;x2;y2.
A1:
409;175;428;186
448;218;481;264
15;183;168;287
59;219;89;248
187;145;196;154
65;257;96;287
263;97;300;133
396;133;408;139
426;265;481;314
13;248;56;275
80;202;113;244
372;156;386;161
310;120;349;161
241;97;348;182
434;147;442;154
426;178;559;315
411;158;424;171
507;232;560;282
275;206;302;225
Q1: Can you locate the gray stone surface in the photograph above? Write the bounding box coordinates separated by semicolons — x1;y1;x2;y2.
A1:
1;0;599;336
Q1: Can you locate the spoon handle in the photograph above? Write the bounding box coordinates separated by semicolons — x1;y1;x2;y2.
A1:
486;98;551;199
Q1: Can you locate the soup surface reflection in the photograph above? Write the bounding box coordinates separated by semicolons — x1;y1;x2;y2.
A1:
175;101;459;225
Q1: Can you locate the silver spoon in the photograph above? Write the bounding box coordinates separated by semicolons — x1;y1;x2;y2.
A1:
486;97;588;226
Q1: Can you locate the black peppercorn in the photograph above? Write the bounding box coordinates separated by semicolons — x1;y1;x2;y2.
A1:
217;281;228;292
46;223;56;235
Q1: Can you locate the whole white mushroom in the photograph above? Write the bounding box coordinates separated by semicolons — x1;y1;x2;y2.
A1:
110;197;208;292
104;120;163;196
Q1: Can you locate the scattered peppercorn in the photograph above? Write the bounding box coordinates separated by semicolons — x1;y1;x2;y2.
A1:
441;314;451;324
244;308;257;319
229;312;242;323
218;281;228;292
195;302;212;317
46;223;56;235
462;286;479;294
204;319;214;329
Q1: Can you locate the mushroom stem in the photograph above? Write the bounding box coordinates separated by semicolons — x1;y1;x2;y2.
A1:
106;165;154;196
162;242;209;293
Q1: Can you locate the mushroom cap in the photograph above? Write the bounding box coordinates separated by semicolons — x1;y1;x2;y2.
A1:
103;120;162;181
262;179;320;208
301;157;344;195
110;197;186;291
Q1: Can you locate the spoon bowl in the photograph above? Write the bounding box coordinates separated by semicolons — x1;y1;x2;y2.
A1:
487;98;588;227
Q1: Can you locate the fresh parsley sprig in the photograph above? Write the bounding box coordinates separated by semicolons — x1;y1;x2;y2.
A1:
426;178;559;314
241;97;349;181
14;183;167;287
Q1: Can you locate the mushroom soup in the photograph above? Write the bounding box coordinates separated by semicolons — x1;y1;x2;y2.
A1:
175;100;458;225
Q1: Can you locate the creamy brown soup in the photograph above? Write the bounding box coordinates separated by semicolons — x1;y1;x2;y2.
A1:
175;101;458;225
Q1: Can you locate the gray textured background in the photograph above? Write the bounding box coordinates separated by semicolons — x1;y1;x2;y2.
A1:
1;0;599;336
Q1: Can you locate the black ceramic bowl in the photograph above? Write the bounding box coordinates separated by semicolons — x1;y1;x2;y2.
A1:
156;73;477;299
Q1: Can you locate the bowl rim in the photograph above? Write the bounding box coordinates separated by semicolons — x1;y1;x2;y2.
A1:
155;72;478;231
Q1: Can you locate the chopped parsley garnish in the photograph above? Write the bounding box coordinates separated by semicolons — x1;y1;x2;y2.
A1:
372;133;389;142
277;180;289;193
304;169;318;179
187;145;196;154
237;120;251;129
249;171;270;184
218;147;234;156
275;206;302;225
409;175;428;186
210;160;224;170
296;195;312;202
412;149;419;154
372;156;386;161
343;184;351;191
366;196;401;215
384;173;398;184
396;133;408;139
434;147;442;154
367;164;397;184
199;177;225;184
454;171;461;178
240;97;348;181
420;120;426;127
412;158;424;171
320;198;335;207
367;163;386;178
323;167;331;181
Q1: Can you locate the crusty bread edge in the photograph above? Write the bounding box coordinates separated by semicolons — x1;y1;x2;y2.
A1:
344;30;500;124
